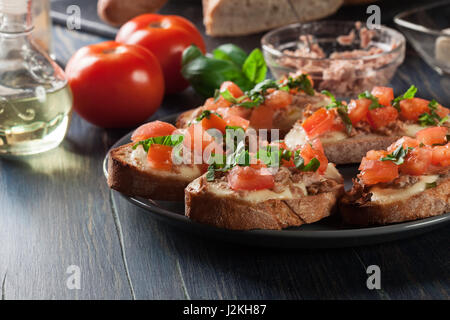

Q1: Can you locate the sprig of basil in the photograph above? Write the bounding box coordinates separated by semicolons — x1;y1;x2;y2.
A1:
132;134;184;153
181;44;267;97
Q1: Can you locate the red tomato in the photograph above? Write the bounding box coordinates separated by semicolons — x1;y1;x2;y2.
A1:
227;165;275;191
220;81;244;98
264;90;293;110
249;104;274;130
348;98;370;125
431;143;450;166
400;147;432;175
371;87;394;107
66;41;164;128
131;121;176;142
367;106;398;130
359;150;399;185
300;139;328;174
387;136;419;152
200;113;227;134
436;105;450;118
147;144;173;171
302;108;337;138
416;127;448;146
223;115;250;130
184;123;217;153
399;98;430;121
116;14;206;94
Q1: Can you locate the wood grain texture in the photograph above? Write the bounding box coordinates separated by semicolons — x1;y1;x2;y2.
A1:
0;0;448;300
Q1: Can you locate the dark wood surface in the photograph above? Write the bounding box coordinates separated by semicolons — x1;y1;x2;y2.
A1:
0;0;449;300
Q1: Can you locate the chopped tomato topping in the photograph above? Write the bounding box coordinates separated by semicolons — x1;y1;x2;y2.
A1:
223;114;250;130
436;105;450;118
302;108;338;138
216;106;252;119
359;150;399;185
399;147;432;175
249;103;274;130
387;136;419;152
300;139;328;174
264;90;293;109
200;112;227;134
431;143;450;167
348;98;370;125
131;121;177;142
220;81;244;98
371;86;394;107
416;127;448;146
184;123;217;153
399;98;430;121
227;165;275;191
367;106;398;130
147;144;173;171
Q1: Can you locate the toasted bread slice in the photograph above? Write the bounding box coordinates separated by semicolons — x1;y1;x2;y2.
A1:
185;166;344;230
285;122;402;164
107;143;203;201
340;176;450;226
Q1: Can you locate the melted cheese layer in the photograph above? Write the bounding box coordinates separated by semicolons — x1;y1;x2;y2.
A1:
370;175;439;204
284;124;347;150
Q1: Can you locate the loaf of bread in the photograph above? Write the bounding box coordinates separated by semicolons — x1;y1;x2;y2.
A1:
203;0;344;37
98;0;167;26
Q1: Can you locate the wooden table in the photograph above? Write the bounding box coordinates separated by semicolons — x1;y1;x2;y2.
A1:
0;0;449;300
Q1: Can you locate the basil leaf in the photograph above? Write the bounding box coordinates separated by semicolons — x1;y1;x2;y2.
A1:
380;145;412;165
358;91;383;110
213;44;248;67
132;134;184;153
284;74;314;96
293;151;320;172
302;158;321;172
425;182;437;189
195;110;222;122
322;90;352;134
391;85;417;111
242;49;267;84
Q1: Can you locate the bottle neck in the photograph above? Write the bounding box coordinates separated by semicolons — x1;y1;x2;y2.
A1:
0;0;33;34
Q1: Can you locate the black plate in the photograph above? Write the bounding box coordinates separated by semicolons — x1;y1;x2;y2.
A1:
104;114;450;248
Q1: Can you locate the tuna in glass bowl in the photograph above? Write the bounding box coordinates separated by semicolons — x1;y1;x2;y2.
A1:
394;0;450;75
261;21;405;98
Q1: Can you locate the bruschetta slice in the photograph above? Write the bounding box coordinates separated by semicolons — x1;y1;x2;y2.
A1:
176;73;331;138
285;86;450;164
340;126;450;225
185;140;344;230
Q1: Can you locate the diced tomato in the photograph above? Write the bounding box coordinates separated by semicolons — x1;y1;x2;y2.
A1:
399;147;432;175
220;81;244;98
387;136;419;152
399;98;429;121
249;103;274;130
302;108;338;138
300;139;328;174
264;90;293;109
200;112;227;133
216;105;252;119
416;127;448;146
131;121;177;142
227;165;275;191
359;150;399;185
431;143;450;166
184;123;217;153
436;105;449;118
223;114;250;130
147;144;173;171
371;86;394;107
348;98;370;125
367;106;398;130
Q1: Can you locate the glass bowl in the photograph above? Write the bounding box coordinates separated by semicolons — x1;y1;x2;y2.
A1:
394;0;450;75
261;21;405;98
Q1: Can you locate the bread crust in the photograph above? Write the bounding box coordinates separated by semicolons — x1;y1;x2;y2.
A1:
107;143;198;201
185;175;344;230
323;134;400;164
340;178;450;226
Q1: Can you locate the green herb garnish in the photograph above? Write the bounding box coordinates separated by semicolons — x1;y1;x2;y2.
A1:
358;91;383;110
391;85;417;111
380;145;412;165
418;99;448;126
322;90;353;134
425;182;437;189
195;110;223;122
132;134;184;152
